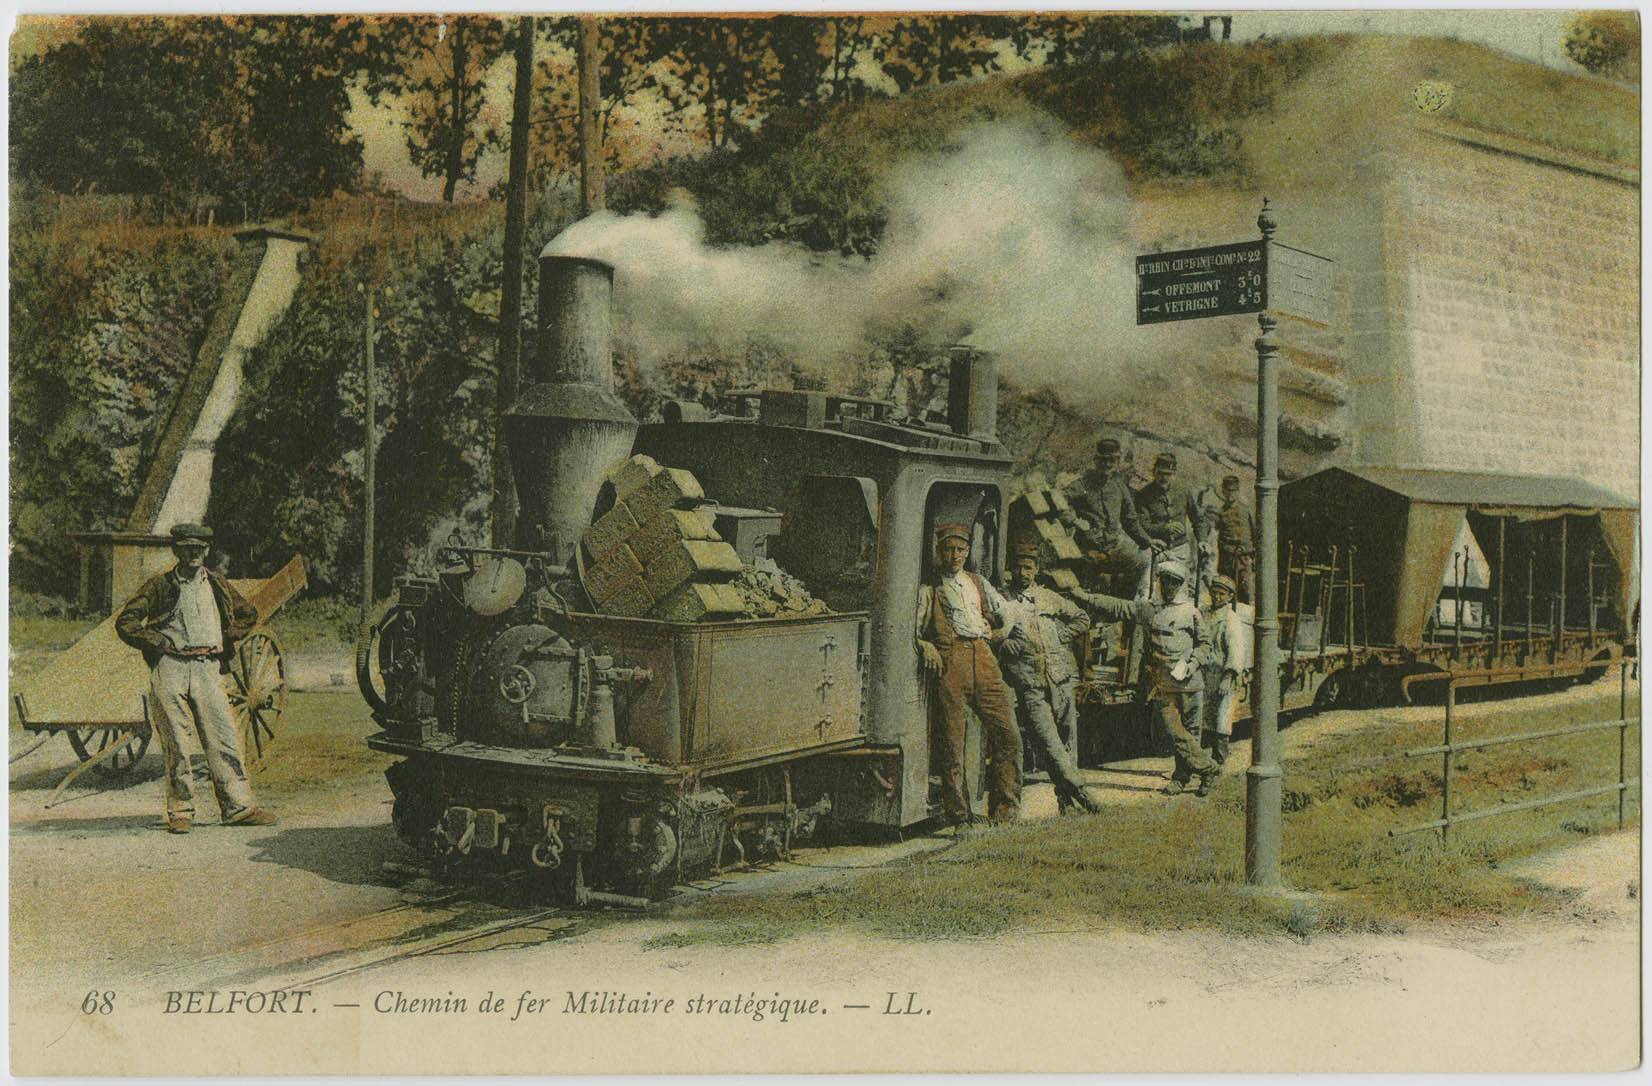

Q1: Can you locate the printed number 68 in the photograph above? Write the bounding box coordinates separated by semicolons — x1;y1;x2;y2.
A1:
81;991;115;1015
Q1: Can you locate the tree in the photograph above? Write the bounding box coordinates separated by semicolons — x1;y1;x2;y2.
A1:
1008;13;1186;67
655;17;782;150
11;15;385;219
1563;12;1639;82
873;15;1008;94
396;15;509;202
528;17;673;188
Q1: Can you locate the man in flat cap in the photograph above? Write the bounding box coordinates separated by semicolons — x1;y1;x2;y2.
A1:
1135;451;1211;599
116;522;275;833
915;522;1022;826
1072;560;1221;796
1214;474;1257;604
1063;437;1151;598
996;539;1102;815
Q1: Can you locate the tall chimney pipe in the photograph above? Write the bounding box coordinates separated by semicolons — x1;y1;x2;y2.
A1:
503;254;638;563
947;344;998;442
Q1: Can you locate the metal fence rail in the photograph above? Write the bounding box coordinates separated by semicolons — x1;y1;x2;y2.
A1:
1387;659;1637;841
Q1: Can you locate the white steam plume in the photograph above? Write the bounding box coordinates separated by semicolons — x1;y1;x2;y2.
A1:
543;115;1151;392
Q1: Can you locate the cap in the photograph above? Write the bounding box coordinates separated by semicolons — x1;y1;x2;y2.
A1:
1010;538;1041;560
169;522;213;546
1095;437;1121;455
1221;474;1240;487
1210;574;1237;596
1156;560;1189;584
934;522;971;546
1154;452;1178;470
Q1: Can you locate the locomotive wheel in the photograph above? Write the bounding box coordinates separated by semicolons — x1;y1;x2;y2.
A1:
1313;670;1351;710
228;632;286;770
357;599;422;717
65;727;151;776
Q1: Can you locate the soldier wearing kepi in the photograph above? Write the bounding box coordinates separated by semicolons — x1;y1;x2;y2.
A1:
116;523;275;833
1134;452;1211;597
996;539;1103;816
1063;437;1151;598
1201;574;1254;766
1215;474;1257;604
915;523;1022;827
1074;560;1221;796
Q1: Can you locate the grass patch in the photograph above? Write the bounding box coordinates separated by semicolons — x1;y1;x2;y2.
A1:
651;685;1639;946
263;595;359;655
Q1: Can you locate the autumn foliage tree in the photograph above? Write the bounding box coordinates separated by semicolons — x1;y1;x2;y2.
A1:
395;15;509;201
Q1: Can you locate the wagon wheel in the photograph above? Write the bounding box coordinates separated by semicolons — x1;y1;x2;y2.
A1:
65;727;151;776
228;632;286;770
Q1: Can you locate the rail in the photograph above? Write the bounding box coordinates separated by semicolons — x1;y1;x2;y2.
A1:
1388;659;1637;841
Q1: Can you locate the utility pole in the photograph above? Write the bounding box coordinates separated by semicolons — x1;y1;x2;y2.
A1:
1246;199;1283;887
493;15;534;549
578;15;605;214
360;275;377;625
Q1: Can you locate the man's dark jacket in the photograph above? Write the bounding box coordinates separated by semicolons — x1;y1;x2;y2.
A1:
115;566;258;673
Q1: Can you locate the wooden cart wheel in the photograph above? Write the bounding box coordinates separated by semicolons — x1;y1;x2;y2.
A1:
65;727;151;776
228;632;286;771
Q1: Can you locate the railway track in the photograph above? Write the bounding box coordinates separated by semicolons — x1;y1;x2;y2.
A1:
141;875;581;995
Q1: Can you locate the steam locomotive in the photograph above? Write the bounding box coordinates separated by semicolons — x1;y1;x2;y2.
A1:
358;251;1017;904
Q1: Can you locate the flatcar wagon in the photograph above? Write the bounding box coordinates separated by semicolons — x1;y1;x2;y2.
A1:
1274;465;1636;708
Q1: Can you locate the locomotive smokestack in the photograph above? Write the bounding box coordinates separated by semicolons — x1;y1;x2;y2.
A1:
504;254;638;563
947;344;998;442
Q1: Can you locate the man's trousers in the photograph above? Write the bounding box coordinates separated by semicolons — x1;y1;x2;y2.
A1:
149;655;256;820
1012;678;1092;812
1151;687;1219;784
933;639;1022;823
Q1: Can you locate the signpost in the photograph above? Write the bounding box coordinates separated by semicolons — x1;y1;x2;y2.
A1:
1135;201;1332;889
1135;240;1266;325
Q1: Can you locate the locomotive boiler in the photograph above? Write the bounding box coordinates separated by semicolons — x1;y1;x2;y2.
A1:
359;249;1014;904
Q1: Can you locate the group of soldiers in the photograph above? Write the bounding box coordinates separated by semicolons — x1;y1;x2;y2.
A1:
917;437;1257;828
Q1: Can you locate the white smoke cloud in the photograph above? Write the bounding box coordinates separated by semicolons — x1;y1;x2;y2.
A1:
542;115;1152;391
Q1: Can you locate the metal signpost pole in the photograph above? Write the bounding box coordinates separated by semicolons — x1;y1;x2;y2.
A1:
1134;199;1324;889
1246;199;1283;887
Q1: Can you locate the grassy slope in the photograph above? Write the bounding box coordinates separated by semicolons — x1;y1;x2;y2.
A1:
648;683;1640;946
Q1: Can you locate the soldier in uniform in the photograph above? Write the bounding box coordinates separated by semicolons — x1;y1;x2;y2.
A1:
915;523;1023;826
996;539;1103;816
1063;437;1151;598
1134;452;1211;598
1074;560;1221;796
1215;474;1257;604
1201;574;1253;766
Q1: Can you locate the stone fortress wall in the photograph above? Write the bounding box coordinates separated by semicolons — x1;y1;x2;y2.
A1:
1379;126;1639;499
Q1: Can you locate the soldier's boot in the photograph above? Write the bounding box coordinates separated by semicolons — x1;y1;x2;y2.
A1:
1195;774;1216;798
1060;785;1103;815
1212;735;1230;765
1162;779;1186;796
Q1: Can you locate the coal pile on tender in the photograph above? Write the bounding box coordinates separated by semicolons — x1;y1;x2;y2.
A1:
579;455;829;622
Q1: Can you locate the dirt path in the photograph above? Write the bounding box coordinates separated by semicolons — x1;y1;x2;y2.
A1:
8;682;1640;1074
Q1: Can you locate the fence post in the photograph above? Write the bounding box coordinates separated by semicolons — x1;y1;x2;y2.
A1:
1441;684;1454;844
1619;660;1628;830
